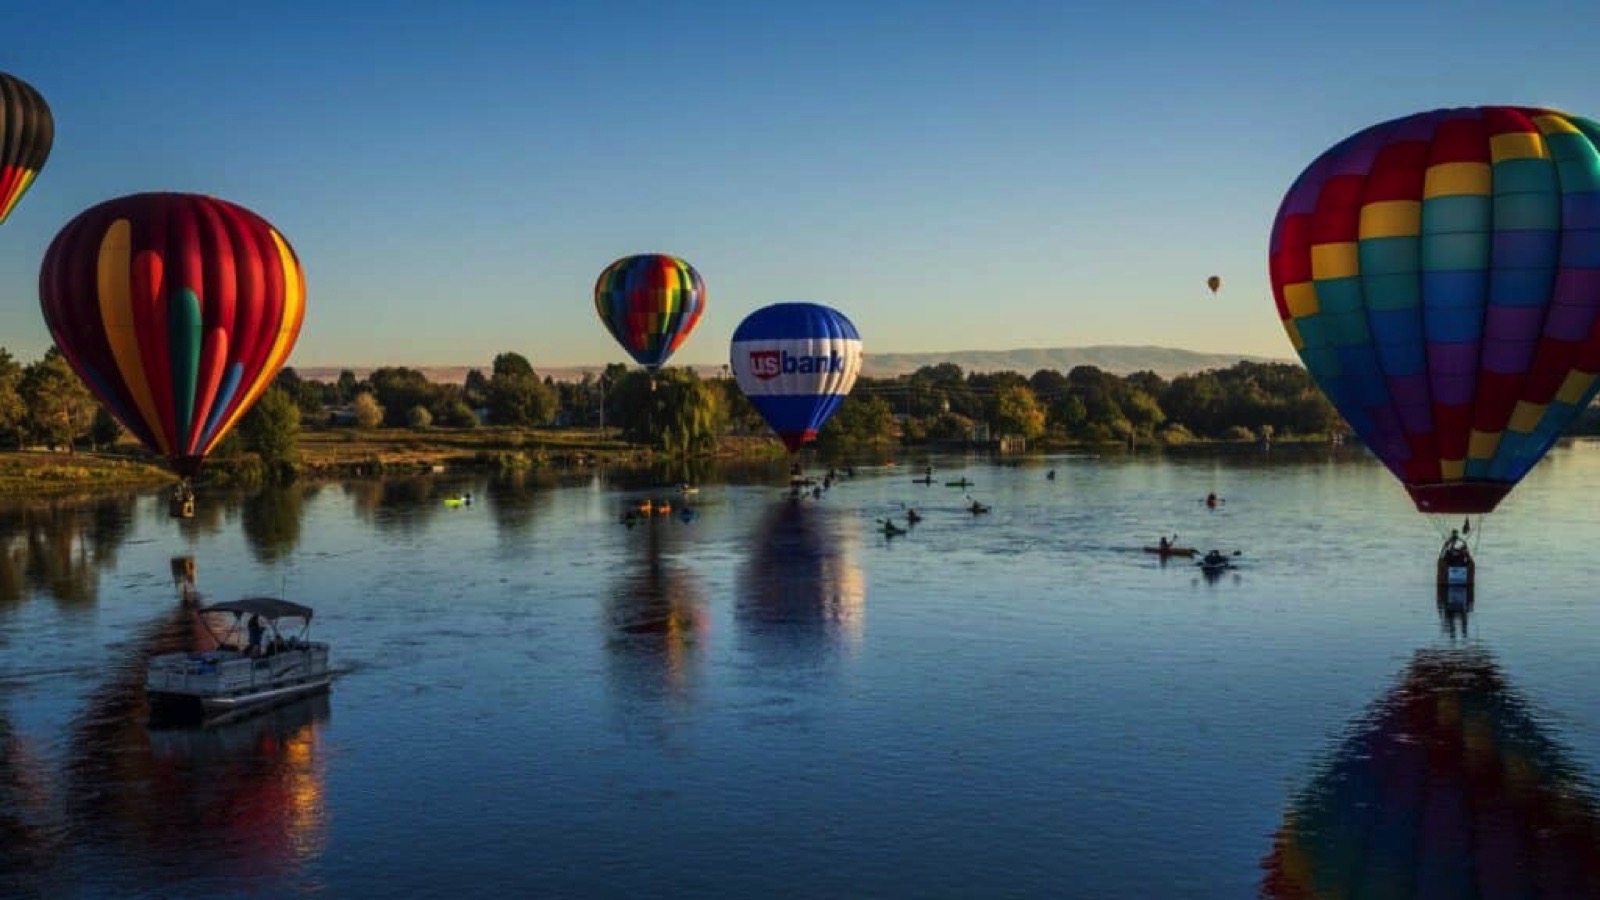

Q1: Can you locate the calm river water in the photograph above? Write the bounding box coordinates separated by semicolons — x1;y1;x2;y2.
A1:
3;445;1600;898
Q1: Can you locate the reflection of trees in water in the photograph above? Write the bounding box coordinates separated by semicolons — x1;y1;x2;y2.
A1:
0;495;135;608
736;501;865;665
1263;644;1600;898
240;484;321;564
345;476;470;534
484;472;553;540
606;518;706;702
63;604;328;887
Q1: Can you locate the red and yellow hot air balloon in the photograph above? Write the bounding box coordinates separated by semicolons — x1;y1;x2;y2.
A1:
39;193;305;515
0;72;52;224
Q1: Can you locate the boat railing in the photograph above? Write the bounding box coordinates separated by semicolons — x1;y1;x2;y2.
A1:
147;643;330;695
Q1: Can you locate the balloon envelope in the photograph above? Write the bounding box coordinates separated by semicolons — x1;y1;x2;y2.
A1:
1270;107;1600;514
594;254;706;372
1207;275;1222;294
730;303;862;452
0;72;52;224
39;193;306;478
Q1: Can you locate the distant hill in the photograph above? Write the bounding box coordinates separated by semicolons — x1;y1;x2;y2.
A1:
295;345;1286;386
859;345;1285;379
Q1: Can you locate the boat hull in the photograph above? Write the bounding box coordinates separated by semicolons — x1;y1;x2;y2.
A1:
150;676;331;725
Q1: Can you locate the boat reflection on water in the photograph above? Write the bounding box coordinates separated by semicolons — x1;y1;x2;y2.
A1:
1262;643;1600;898
737;501;865;666
606;514;707;703
65;601;330;887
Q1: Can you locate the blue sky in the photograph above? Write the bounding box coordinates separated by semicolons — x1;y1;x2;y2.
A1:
1;0;1597;369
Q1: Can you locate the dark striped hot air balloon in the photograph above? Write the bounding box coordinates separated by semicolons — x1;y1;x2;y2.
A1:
1270;106;1600;517
0;72;53;224
594;254;706;373
39;193;306;514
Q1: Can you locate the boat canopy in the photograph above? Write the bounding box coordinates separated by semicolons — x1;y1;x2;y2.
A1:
200;597;314;621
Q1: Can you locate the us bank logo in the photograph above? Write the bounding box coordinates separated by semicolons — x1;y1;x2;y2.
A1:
748;349;847;382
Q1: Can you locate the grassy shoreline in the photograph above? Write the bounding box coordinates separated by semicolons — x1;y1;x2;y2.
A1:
0;428;1362;497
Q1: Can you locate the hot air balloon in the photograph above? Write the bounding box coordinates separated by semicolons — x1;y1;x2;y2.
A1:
730;303;862;453
1206;275;1222;295
1262;645;1600;897
39;193;306;517
594;254;706;374
1270;107;1600;528
0;72;52;225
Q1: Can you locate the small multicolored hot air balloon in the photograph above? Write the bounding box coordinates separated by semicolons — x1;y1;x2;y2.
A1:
39;193;305;515
1206;275;1222;295
0;72;53;224
730;303;862;452
594;254;706;373
1270;106;1600;516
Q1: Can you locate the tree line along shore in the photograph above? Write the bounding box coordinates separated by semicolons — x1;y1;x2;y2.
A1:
0;345;1442;495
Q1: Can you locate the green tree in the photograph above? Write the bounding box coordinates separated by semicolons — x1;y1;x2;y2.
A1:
90;406;122;449
815;394;898;453
352;392;384;428
993;384;1046;440
655;373;726;455
336;369;360;404
241;386;300;473
485;354;556;426
0;348;24;448
406;404;433;429
368;367;438;427
20;348;95;451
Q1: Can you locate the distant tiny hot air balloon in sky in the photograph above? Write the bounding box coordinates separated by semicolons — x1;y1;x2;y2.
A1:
594;254;706;374
39;193;305;516
1206;275;1222;294
1270;105;1600;520
731;303;862;452
0;71;53;224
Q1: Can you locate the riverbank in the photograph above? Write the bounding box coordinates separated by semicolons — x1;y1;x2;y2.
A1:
0;452;175;495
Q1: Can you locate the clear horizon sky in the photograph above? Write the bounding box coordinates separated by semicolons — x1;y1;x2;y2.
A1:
1;0;1597;370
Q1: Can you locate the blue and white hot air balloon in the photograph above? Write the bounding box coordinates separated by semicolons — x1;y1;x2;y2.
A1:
731;303;863;452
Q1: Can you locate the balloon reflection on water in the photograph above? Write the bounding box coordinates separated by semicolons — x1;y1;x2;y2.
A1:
737;501;866;662
1262;644;1600;898
607;515;707;702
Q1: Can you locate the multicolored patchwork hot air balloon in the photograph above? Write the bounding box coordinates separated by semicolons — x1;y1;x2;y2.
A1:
0;72;52;224
731;303;862;453
594;254;706;373
39;193;305;512
1262;646;1600;898
1270;106;1600;515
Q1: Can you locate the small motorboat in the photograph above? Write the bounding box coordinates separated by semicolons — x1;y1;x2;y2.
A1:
1144;546;1197;558
146;597;331;724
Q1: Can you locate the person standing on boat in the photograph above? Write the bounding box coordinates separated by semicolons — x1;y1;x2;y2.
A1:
247;614;264;657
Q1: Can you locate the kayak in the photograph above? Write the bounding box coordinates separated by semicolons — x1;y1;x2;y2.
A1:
945;480;974;487
912;477;934;484
1143;546;1197;558
881;524;907;537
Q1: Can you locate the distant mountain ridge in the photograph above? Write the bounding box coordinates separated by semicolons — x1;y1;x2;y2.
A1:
295;345;1286;385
